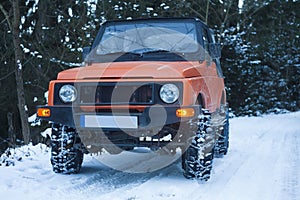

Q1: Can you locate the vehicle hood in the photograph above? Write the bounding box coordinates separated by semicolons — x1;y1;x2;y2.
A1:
57;61;208;80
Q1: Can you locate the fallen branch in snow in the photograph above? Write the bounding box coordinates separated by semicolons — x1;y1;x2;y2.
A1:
0;148;23;166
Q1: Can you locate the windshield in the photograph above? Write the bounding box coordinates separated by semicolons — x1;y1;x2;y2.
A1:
96;22;199;55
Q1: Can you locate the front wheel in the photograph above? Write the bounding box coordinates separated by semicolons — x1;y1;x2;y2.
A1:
182;109;215;181
50;124;84;174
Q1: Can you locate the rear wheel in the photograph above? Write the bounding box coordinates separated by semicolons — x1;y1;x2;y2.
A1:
182;109;215;181
50;124;84;174
214;111;229;157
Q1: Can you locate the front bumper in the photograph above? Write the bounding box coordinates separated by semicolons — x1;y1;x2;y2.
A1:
37;105;200;129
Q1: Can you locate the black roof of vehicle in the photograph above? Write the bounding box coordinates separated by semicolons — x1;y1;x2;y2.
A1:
101;17;206;26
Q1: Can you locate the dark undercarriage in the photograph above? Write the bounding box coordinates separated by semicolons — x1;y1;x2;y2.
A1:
77;122;192;153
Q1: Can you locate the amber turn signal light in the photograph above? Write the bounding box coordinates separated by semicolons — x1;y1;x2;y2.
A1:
176;108;195;117
37;108;51;117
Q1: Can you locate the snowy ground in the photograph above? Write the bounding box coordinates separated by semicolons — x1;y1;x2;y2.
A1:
0;111;299;200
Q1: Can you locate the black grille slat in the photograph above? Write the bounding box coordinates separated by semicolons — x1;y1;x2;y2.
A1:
79;83;154;105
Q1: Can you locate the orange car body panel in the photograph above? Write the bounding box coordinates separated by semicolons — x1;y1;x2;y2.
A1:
48;61;225;113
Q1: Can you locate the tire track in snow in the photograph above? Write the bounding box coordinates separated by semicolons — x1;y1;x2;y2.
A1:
280;121;300;200
66;159;161;198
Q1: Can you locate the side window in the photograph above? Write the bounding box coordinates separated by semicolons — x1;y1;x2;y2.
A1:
202;27;209;52
209;30;224;78
201;27;211;64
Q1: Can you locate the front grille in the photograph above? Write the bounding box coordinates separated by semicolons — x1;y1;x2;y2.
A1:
79;82;154;105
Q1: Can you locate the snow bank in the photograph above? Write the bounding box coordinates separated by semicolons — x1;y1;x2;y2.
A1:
0;143;49;167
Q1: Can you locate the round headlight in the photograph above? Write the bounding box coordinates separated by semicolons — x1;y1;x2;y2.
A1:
159;84;179;104
59;84;77;103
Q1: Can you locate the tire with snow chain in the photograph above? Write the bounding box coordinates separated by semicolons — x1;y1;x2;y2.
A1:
214;111;229;157
50;124;84;174
182;109;215;181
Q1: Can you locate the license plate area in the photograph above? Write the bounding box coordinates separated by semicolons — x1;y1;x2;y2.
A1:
80;115;138;129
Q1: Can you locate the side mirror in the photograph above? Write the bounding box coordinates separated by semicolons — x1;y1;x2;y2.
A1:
209;43;221;59
82;46;91;61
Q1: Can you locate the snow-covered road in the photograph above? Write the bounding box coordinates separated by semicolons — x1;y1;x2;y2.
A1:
0;112;299;200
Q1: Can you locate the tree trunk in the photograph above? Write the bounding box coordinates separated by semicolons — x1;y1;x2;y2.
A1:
7;112;16;148
11;0;31;144
205;0;210;24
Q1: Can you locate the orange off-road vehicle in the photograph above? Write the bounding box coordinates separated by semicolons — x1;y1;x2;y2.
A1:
37;18;229;181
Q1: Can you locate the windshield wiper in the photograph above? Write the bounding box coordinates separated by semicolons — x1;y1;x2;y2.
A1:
101;49;172;56
129;49;171;57
99;51;142;56
141;49;170;54
91;51;143;62
95;50;184;62
140;49;170;54
140;49;186;58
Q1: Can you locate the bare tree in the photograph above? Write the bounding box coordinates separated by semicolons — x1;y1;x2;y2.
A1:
0;0;31;144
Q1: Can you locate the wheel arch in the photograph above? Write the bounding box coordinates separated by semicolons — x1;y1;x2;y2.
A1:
196;93;205;108
220;89;227;105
